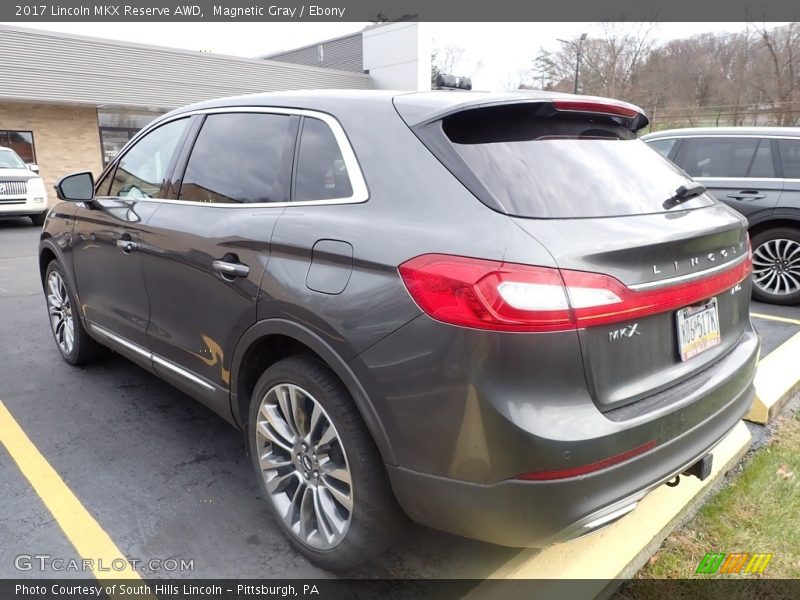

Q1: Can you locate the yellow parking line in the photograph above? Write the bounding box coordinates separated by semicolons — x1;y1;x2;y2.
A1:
751;312;800;326
0;399;141;582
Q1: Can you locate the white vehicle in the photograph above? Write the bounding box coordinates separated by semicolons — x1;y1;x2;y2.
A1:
0;146;48;225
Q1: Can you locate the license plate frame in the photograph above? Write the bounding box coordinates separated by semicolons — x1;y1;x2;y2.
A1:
676;297;721;361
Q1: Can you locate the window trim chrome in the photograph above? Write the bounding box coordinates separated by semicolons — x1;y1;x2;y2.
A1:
97;106;369;208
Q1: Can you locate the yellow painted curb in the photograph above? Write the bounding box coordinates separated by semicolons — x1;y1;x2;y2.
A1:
747;330;800;424
463;421;751;597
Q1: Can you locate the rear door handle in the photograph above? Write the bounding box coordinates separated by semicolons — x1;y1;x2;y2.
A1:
213;259;250;279
726;191;766;200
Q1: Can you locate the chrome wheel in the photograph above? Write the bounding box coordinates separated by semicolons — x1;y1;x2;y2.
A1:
255;383;353;550
752;239;800;296
46;270;75;355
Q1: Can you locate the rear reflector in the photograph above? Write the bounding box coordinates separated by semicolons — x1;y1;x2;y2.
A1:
398;251;751;333
515;439;658;481
552;98;640;119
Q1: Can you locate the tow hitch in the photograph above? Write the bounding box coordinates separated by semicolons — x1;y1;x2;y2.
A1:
683;453;714;481
665;453;714;488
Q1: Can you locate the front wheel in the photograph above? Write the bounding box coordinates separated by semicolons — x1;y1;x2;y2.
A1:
750;227;800;306
30;212;46;226
44;261;107;365
248;355;407;570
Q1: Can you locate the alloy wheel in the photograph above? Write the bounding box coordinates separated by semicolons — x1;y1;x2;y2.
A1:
46;270;75;355
254;383;353;550
752;238;800;296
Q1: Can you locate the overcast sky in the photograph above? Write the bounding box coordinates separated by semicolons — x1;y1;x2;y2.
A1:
6;21;788;90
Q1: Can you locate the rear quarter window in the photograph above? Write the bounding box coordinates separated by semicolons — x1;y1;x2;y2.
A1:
294;117;353;201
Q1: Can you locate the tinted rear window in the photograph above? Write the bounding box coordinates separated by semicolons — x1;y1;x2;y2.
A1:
426;105;713;218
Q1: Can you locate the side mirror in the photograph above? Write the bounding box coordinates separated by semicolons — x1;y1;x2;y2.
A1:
28;164;40;173
55;172;95;202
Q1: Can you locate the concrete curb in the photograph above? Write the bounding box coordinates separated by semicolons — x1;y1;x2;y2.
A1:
747;330;800;424
462;421;752;598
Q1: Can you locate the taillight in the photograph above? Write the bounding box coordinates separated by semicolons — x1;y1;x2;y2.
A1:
552;98;641;119
398;253;751;333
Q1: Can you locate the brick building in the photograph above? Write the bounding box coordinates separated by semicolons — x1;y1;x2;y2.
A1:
0;23;429;202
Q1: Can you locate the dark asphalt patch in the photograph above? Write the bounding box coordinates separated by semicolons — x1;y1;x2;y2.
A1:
750;301;800;356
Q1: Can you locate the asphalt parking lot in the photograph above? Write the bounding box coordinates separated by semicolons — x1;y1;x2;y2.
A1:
0;218;521;580
1;218;798;581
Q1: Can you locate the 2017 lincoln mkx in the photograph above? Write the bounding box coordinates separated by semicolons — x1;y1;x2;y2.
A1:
39;90;759;570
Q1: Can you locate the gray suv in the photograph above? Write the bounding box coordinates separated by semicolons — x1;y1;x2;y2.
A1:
40;91;758;570
643;127;800;305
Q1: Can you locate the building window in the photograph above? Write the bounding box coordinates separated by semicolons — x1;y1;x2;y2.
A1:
97;108;165;166
0;131;36;164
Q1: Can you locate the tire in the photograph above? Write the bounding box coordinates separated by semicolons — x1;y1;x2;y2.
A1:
44;260;107;365
30;212;46;226
248;355;407;570
750;227;800;306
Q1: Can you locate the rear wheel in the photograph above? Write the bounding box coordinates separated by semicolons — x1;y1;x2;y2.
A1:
44;261;107;365
248;355;407;570
750;227;800;306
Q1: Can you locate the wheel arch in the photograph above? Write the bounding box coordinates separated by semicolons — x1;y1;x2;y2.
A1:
230;319;396;465
748;215;800;239
39;245;58;283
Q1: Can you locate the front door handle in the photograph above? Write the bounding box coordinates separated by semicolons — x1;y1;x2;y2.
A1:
726;191;766;201
115;239;138;253
213;259;250;279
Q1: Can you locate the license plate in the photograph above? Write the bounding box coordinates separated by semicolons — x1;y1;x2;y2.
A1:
676;298;721;361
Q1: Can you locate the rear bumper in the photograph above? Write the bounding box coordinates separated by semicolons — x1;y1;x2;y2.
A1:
372;317;759;547
387;374;753;547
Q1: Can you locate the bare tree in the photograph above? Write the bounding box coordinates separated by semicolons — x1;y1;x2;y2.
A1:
548;23;656;98
750;23;800;125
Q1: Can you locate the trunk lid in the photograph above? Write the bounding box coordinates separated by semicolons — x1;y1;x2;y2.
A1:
513;206;751;411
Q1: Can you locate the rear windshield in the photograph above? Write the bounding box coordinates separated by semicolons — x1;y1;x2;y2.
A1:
425;105;714;218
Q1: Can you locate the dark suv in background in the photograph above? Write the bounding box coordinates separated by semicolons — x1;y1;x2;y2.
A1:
643;127;800;305
40;91;758;570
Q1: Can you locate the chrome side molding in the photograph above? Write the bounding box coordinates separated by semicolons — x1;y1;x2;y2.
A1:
89;323;215;391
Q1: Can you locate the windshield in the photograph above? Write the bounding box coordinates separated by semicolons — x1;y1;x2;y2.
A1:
423;105;715;219
0;149;27;169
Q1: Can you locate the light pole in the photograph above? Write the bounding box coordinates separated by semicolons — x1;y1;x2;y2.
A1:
557;33;588;95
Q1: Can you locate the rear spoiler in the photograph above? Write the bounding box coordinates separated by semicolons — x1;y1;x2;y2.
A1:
394;94;649;133
548;97;649;132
